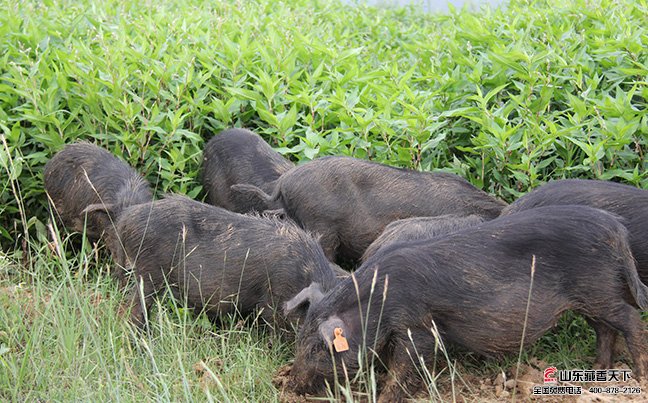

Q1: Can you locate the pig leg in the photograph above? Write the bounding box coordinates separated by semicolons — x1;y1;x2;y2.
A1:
598;304;648;379
378;330;433;403
122;274;156;328
588;319;616;369
378;359;411;403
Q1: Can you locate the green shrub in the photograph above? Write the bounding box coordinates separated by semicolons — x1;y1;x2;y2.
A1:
1;0;646;248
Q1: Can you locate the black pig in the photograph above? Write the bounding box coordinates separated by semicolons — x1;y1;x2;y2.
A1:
501;179;648;284
361;214;485;262
103;195;340;330
232;156;507;263
201;128;293;213
43;142;153;241
287;205;648;401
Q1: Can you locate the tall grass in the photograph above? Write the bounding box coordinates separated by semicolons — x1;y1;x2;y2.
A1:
0;237;290;401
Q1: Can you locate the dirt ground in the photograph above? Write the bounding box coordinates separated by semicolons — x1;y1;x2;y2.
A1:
273;359;648;402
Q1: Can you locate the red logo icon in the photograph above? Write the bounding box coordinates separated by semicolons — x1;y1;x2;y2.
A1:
544;367;557;383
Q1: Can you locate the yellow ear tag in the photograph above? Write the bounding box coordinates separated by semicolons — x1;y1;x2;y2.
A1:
333;327;349;352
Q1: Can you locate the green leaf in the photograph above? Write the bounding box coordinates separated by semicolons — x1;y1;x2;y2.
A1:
279;105;298;135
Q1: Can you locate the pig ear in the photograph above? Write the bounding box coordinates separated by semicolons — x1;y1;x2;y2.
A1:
284;282;325;315
318;315;349;349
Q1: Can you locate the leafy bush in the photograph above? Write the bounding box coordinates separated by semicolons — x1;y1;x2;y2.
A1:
1;0;646;249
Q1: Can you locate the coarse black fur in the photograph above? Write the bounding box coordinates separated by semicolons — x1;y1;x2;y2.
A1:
361;214;485;262
43;142;153;242
107;195;340;331
288;205;648;401
501;179;648;284
201;128;293;213
232;156;507;264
